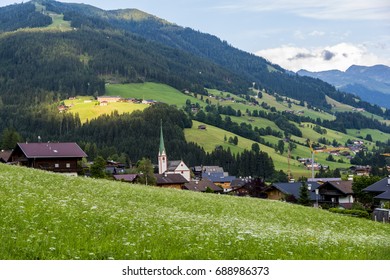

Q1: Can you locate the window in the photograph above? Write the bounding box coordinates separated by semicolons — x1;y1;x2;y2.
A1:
54;163;59;168
66;163;71;168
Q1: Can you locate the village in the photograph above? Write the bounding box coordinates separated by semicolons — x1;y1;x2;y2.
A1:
1;121;389;223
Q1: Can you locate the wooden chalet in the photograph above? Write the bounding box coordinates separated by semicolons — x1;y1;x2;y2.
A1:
317;181;354;208
155;173;188;189
266;182;320;203
183;179;222;193
113;174;139;183
9;142;87;176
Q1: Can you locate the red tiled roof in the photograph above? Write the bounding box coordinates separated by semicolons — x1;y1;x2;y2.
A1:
17;143;87;158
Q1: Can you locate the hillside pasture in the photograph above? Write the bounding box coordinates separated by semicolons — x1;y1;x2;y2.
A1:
63;96;147;123
185;121;311;177
0;164;389;260
105;83;200;107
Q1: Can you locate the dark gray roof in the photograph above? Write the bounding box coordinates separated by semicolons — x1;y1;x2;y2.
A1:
155;173;188;185
202;172;236;183
202;166;224;173
363;177;390;193
167;160;186;171
113;174;139;182
230;178;248;188
184;179;222;192
17;143;87;158
271;182;320;200
374;190;390;200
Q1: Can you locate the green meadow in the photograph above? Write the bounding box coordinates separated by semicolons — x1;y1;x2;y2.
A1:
1;164;389;260
105;83;200;107
63;96;148;123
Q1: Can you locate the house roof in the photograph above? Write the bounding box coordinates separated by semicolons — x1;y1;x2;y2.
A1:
155;173;188;185
320;181;353;194
184;179;222;192
113;174;139;182
202;172;236;183
167;160;184;171
363;177;390;193
230;178;248;188
374;190;390;200
270;182;320;200
0;150;12;163
202;166;224;173
16;143;87;158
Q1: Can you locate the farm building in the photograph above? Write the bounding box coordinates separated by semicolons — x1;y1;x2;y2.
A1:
266;182;320;203
316;181;354;209
113;174;139;183
183;178;222;193
97;96;121;103
9;142;87;176
155;173;188;189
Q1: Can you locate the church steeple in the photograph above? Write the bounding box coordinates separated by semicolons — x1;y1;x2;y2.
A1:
159;120;166;156
158;120;167;174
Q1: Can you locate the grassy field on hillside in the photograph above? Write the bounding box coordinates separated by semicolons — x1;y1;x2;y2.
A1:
105;83;199;107
347;128;390;144
186;121;312;177
63;96;147;123
1;164;389;260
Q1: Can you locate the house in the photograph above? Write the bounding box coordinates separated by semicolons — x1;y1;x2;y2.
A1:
158;122;191;181
201;166;236;192
363;177;390;207
183;179;222;193
317;181;354;208
97;96;121;103
266;182;320;203
350;165;371;176
197;125;207;130
105;160;126;174
0;150;12;163
155;173;188;189
113;174;139;183
9;142;87;176
229;177;267;197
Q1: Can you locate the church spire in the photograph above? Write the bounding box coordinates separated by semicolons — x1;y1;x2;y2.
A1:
159;119;166;156
158;120;167;174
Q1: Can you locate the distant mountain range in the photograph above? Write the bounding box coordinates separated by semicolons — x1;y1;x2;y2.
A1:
298;65;390;109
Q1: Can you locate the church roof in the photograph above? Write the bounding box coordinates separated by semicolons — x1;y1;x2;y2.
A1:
159;121;166;156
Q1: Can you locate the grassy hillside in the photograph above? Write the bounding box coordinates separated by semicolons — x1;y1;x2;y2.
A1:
63;96;148;123
105;83;200;107
0;164;389;260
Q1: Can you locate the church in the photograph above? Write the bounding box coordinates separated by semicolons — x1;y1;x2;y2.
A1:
158;123;191;181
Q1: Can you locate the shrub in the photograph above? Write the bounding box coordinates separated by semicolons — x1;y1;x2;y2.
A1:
328;208;370;219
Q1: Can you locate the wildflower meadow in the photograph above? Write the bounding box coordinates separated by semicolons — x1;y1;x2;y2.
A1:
0;164;389;260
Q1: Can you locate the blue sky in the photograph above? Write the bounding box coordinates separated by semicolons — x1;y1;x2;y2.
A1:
2;0;389;72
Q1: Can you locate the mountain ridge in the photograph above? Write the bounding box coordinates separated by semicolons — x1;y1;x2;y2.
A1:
298;64;390;109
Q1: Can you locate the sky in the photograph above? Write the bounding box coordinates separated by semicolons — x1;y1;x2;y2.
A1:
1;0;390;72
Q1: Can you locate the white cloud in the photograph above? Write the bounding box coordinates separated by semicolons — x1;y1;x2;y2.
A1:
215;0;390;20
255;43;389;72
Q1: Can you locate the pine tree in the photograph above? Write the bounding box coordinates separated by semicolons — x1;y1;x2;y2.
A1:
298;182;311;206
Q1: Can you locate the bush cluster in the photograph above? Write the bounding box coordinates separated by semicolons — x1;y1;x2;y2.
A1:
328;208;370;219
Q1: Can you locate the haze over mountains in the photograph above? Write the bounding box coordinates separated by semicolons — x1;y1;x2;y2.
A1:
298;65;390;109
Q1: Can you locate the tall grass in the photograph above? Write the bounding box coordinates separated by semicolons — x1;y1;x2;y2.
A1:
1;164;389;260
